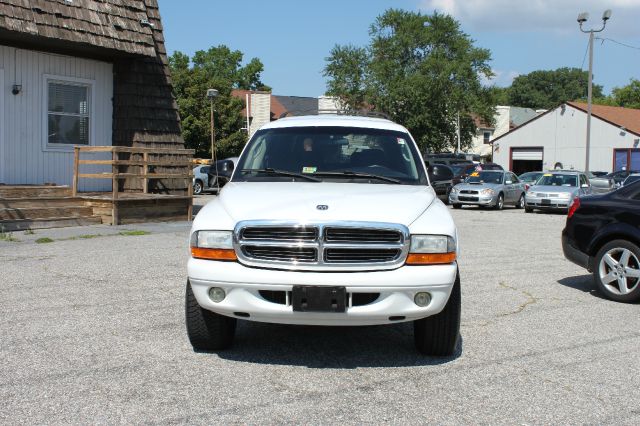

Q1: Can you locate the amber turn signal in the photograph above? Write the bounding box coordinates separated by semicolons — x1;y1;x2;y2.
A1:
191;247;237;261
406;252;456;265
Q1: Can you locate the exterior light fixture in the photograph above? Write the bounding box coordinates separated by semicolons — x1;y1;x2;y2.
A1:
11;84;22;95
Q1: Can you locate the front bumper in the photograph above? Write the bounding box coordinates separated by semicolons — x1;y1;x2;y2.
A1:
525;195;570;210
448;192;497;206
187;259;457;326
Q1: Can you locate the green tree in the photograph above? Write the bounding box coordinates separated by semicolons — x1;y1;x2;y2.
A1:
610;78;640;109
324;9;495;152
169;46;270;158
508;67;603;110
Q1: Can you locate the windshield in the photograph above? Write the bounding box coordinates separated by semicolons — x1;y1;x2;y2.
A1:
625;175;640;185
536;174;578;187
520;172;542;183
466;171;503;184
450;164;471;175
233;126;427;185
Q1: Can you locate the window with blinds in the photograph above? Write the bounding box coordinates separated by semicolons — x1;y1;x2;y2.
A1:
47;81;90;145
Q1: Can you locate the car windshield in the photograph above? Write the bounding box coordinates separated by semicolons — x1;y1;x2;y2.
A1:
466;171;503;184
624;175;640;185
520;172;541;182
450;164;471;175
233;126;427;185
536;174;578;187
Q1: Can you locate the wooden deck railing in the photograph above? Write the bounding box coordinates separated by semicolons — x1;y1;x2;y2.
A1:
72;146;195;223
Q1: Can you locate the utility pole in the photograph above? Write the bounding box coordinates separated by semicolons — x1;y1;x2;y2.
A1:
456;112;461;154
578;10;611;173
206;89;219;161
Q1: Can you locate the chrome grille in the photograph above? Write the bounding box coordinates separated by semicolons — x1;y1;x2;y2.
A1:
460;190;479;194
325;248;401;263
325;227;401;243
234;221;410;271
241;226;317;241
243;246;317;262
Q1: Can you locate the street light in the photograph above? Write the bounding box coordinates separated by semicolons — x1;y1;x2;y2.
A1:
578;9;612;173
206;88;219;161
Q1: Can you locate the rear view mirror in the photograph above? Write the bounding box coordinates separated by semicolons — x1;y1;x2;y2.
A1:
428;164;454;183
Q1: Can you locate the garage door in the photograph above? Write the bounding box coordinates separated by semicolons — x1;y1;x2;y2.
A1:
511;148;543;161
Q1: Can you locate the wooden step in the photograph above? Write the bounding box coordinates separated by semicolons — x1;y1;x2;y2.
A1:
0;197;88;209
0;216;103;232
0;206;95;221
0;185;71;198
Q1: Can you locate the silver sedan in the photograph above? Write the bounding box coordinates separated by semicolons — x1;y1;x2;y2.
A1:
525;171;592;212
448;170;526;210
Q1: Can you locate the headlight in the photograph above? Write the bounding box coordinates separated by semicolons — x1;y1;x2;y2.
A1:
480;188;495;196
558;192;572;199
450;187;458;194
190;230;237;261
407;235;456;265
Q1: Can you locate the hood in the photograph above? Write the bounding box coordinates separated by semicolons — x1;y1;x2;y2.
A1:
454;182;503;191
530;185;578;194
215;182;435;225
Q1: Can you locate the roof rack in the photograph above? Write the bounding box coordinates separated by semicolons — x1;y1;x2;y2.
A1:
279;109;390;120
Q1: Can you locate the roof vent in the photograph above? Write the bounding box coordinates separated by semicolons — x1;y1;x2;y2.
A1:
140;19;155;28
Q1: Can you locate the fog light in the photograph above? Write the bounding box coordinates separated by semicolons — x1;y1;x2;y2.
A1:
208;287;226;303
414;292;431;307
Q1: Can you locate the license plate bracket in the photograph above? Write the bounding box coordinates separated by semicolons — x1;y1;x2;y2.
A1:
292;286;346;313
541;199;551;205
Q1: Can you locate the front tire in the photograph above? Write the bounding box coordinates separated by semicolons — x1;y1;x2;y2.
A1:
452;203;462;209
185;281;237;351
515;193;525;209
494;193;504;210
193;180;203;195
525;206;533;213
593;240;640;303
414;272;461;356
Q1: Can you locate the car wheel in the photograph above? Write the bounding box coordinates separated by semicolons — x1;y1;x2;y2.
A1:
193;180;203;195
414;271;461;356
494;193;504;210
185;280;236;350
515;193;525;209
452;203;462;209
593;240;640;303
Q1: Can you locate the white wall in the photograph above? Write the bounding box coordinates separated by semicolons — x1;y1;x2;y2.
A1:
493;104;640;172
0;46;113;189
249;92;270;137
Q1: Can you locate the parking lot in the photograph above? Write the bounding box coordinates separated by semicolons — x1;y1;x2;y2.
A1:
2;197;639;425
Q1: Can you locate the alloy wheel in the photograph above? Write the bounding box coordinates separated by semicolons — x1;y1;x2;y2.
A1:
598;247;640;296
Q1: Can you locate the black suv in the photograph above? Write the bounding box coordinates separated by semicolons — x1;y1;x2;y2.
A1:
562;181;640;302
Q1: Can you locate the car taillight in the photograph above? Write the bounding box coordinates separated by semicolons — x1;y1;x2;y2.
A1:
567;197;581;219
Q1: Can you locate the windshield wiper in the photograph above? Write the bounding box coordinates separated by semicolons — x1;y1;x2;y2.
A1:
312;171;402;184
239;168;321;182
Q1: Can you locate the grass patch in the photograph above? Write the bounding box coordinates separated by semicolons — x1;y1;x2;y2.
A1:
119;230;151;236
0;226;19;242
35;237;55;244
77;234;103;239
24;229;35;235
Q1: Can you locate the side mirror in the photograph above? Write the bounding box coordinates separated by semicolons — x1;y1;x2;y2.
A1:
228;162;235;171
428;164;454;183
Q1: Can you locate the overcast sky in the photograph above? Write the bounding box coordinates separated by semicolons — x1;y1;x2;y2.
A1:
159;0;640;97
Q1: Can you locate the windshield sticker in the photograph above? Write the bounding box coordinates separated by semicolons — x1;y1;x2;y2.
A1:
397;138;406;145
470;172;480;177
302;166;317;174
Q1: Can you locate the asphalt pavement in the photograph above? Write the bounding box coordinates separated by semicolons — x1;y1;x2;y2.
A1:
1;197;639;425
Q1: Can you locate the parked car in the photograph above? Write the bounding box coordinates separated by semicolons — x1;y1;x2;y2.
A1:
562;181;640;302
606;169;640;187
449;163;479;186
192;157;238;194
518;171;544;188
427;164;454;204
623;173;640;186
588;172;615;194
525;171;592;213
448;170;526;210
187;114;461;356
423;152;475;167
590;171;609;177
477;162;504;171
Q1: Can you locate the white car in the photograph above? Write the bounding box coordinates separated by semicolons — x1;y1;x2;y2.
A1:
186;114;461;356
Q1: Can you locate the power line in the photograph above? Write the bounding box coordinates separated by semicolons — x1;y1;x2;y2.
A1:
580;38;589;70
596;37;640;51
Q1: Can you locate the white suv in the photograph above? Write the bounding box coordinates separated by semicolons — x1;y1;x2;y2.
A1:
186;115;461;356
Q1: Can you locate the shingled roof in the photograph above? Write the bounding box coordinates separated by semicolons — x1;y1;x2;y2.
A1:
567;102;640;137
0;0;161;57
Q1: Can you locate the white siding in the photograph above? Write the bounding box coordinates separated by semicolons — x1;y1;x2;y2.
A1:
0;46;113;190
0;67;4;183
493;104;640;173
249;92;270;137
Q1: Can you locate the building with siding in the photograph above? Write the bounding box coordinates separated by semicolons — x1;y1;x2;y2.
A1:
492;102;640;175
469;106;540;159
0;0;183;190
